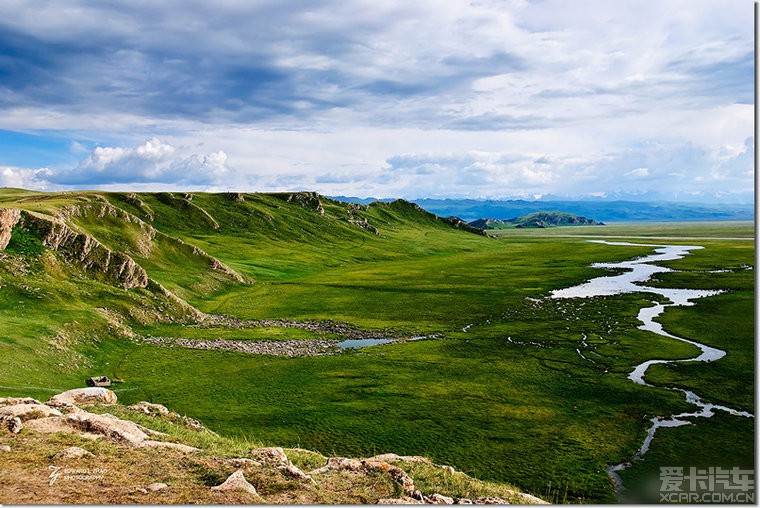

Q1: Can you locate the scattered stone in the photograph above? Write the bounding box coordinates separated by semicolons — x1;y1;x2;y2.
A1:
137;440;200;453
249;446;313;481
515;492;548;504
362;460;416;495
425;493;455;504
53;446;94;460
146;482;168;492
473;497;507;504
310;457;416;495
376;497;424;505
0;445;11;452
134;488;148;494
410;490;425;501
211;469;258;495
0;403;62;420
127;401;170;416
310;456;367;475
227;458;263;468
369;453;432;465
280;463;313;482
250;446;289;465
178;415;206;431
456;499;473;504
47;387;117;407
0;416;23;434
347;218;380;235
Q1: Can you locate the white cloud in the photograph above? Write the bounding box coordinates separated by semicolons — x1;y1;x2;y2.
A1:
49;138;233;186
0;166;54;190
626;167;650;178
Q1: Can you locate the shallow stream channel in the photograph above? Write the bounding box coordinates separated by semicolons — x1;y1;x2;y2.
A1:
550;240;754;498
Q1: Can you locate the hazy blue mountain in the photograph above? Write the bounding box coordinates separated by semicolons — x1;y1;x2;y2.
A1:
330;197;754;223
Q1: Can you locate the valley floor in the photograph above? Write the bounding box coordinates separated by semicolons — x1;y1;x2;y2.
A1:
0;190;753;504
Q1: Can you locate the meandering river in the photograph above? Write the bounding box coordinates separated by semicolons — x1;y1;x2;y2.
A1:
550;240;754;497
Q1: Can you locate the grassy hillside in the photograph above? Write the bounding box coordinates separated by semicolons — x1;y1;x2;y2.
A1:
0;189;753;503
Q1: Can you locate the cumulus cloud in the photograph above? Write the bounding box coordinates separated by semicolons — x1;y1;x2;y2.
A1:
49;138;232;185
0;166;53;190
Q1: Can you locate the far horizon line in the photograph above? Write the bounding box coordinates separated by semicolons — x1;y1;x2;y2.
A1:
0;186;754;207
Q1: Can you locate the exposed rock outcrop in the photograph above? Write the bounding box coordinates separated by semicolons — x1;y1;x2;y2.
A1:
156;193;221;230
278;192;325;216
2;203;246;294
172;237;249;283
122;192;155;221
144;279;207;322
16;211;149;289
0;208;21;250
224;192;245;202
58;200;158;257
442;216;489;236
344;202;381;235
347;218;380;235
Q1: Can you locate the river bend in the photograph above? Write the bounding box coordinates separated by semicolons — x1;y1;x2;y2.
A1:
550;240;754;496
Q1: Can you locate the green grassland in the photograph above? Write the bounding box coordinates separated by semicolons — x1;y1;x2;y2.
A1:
487;220;754;239
0;189;753;503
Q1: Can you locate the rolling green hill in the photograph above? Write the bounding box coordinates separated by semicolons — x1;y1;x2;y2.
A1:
470;211;603;230
0;189;753;503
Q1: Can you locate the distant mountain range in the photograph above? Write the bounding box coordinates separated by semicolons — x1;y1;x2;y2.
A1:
330;197;754;223
470;211;603;230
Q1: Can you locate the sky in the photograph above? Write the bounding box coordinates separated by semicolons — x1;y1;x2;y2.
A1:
0;0;754;202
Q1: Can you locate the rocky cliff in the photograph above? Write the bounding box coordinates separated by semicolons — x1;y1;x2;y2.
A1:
0;208;21;250
0;209;149;289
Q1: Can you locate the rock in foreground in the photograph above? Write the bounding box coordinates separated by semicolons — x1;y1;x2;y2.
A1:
0;388;546;505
